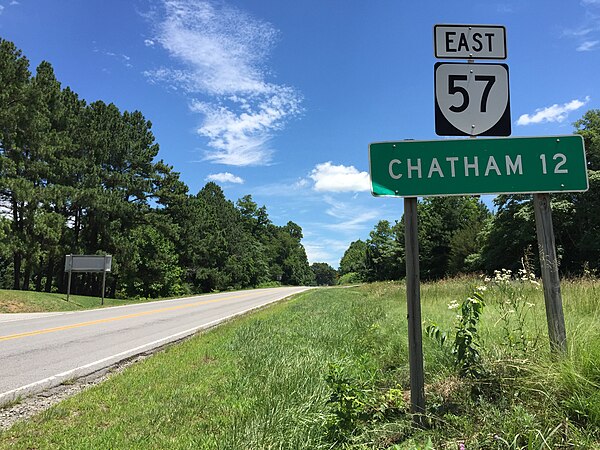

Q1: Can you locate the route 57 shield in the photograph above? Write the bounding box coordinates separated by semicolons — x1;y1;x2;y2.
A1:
435;62;511;137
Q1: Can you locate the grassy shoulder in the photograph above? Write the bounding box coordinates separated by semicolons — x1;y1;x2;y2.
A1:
0;289;175;313
0;281;288;314
2;279;600;449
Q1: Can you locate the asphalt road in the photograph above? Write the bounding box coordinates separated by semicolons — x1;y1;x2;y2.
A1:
0;286;310;406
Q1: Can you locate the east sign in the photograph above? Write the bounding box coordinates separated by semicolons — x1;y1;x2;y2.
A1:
369;135;588;197
434;24;506;59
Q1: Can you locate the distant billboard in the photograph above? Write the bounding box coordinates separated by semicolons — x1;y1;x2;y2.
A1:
64;255;112;273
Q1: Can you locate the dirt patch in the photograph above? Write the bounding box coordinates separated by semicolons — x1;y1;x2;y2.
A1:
0;300;35;314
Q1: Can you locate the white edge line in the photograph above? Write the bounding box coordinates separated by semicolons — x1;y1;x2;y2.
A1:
0;288;309;406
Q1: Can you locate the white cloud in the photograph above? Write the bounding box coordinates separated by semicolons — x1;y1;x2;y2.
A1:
205;172;244;184
191;87;301;166
146;0;302;166
309;162;371;193
577;40;599;51
303;238;349;267
0;5;4;14
9;1;19;5
516;96;590;126
144;39;155;47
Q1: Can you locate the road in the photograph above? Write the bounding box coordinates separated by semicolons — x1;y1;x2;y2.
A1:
0;287;310;406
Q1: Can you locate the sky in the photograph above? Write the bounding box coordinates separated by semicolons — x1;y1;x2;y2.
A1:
0;0;598;267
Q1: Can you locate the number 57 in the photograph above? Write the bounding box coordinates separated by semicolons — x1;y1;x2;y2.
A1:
448;75;495;113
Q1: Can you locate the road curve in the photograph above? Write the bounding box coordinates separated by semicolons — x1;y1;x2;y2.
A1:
0;286;311;406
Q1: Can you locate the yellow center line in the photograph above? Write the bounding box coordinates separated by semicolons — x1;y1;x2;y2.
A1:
0;292;254;342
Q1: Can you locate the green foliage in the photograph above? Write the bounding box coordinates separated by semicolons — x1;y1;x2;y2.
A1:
452;288;486;378
324;362;374;442
348;197;490;283
574;109;600;171
0;38;312;298
418;197;490;279
427;286;486;379
486;268;542;354
365;220;404;282
338;271;363;285
341;110;600;278
311;262;337;286
3;280;600;448
323;359;408;444
120;223;183;298
339;239;367;278
425;322;448;348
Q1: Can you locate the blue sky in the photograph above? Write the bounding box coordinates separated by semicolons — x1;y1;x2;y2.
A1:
0;0;598;267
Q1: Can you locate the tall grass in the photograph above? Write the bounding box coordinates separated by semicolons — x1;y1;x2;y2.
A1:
1;278;599;449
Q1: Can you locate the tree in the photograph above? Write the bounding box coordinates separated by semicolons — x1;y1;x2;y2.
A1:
365;220;403;281
574;109;600;171
0;38;316;297
418;197;490;279
118;220;183;298
0;39;31;289
311;262;337;286
339;239;367;280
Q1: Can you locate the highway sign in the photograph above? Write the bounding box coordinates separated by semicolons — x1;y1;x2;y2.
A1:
435;62;511;137
369;135;588;197
434;24;506;59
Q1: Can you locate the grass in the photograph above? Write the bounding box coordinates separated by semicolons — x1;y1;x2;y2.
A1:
0;282;288;314
1;278;600;448
0;289;195;313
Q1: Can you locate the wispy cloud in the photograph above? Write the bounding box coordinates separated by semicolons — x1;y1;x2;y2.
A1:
565;1;600;51
496;4;514;13
205;172;244;184
309;162;371;193
577;40;599;51
516;96;590;126
146;0;302;166
144;39;155;47
319;196;380;232
0;5;4;14
93;45;133;68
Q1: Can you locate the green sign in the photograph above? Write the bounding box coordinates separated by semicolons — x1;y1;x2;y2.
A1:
369;135;588;197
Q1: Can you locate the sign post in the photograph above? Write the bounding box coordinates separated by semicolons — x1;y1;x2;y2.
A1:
404;197;425;421
533;194;568;353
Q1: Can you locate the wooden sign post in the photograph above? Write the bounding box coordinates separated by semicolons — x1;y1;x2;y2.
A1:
404;197;426;420
533;193;567;353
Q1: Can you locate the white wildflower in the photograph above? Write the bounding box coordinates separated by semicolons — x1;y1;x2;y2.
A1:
448;300;459;310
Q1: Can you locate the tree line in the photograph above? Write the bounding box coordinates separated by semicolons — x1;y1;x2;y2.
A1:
0;38;315;298
339;110;600;283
